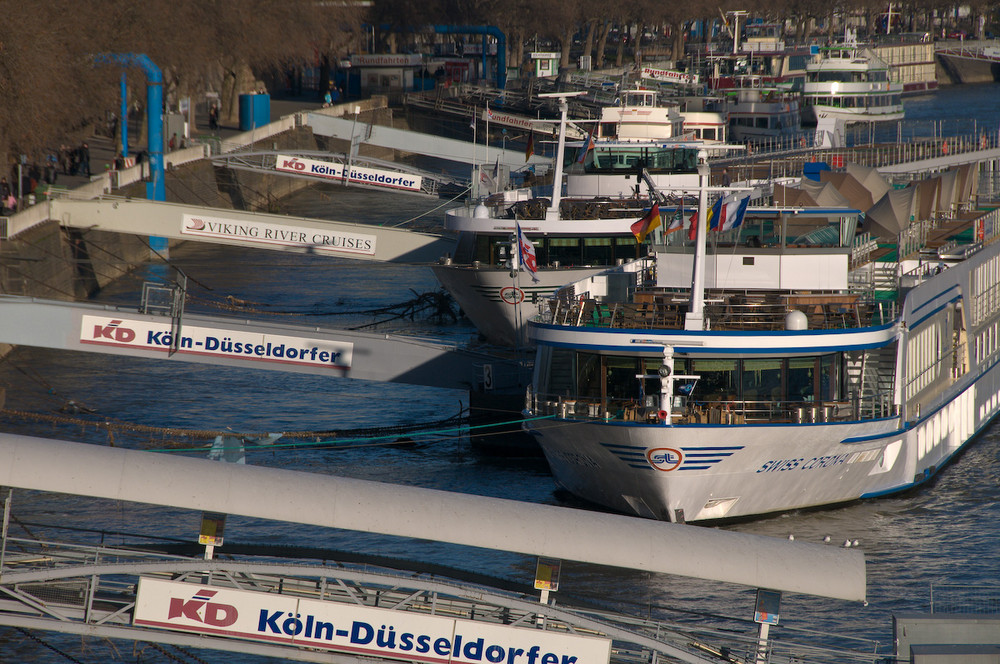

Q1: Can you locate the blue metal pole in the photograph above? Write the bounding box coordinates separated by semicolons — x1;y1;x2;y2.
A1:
94;53;166;252
120;73;128;159
432;25;506;90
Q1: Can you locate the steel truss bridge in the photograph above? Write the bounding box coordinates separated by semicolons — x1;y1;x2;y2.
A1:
0;530;880;664
0;433;874;664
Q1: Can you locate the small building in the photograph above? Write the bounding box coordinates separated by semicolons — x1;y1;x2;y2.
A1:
530;52;560;79
350;54;423;97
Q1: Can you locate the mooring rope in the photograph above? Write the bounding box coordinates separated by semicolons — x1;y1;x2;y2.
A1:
0;408;555;455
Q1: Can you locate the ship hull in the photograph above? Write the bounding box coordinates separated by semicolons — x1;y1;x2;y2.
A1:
527;363;995;523
432;264;604;346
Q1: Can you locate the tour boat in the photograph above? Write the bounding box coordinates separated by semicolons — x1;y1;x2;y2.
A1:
432;92;727;346
521;161;999;523
802;37;905;126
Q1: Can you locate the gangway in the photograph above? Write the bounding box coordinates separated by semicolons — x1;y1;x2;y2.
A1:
211;150;470;198
0;295;523;392
48;197;456;264
308;112;554;173
0;433;870;664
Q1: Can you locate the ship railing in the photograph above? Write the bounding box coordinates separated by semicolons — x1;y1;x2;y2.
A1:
930;583;1000;614
551;291;883;331
719;128;1000;180
850;232;879;268
530;392;896;424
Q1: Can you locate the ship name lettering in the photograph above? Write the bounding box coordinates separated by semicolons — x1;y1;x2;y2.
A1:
756;458;803;473
801;454;851;470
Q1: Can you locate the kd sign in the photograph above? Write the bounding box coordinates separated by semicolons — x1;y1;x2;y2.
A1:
483;364;493;391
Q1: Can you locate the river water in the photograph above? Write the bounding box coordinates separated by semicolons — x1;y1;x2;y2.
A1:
2;84;1000;662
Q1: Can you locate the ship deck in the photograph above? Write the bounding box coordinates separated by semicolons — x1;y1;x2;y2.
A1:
558;289;884;332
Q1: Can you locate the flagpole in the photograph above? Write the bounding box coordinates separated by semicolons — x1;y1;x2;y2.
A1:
472;107;478;198
510;230;522;352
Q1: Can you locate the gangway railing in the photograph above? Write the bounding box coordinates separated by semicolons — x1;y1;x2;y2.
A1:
0;529;885;664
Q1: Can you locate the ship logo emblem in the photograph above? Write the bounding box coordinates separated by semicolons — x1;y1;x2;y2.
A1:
187;217;206;231
647;447;683;471
500;286;524;305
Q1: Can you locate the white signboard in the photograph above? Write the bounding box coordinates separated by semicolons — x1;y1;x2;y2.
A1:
181;212;378;257
640;67;700;86
134;578;611;663
276;154;423;193
80;316;353;370
483;108;556;136
351;54;423;67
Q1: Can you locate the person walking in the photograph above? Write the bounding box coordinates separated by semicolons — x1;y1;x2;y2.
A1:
208;103;219;130
79;142;90;177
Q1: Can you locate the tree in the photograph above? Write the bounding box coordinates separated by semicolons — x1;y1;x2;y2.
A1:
0;0;365;173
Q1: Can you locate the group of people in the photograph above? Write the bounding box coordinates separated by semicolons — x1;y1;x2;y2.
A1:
322;84;343;107
57;143;91;178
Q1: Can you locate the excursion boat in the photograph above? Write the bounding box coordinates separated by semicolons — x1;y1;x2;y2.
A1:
802;37;905;127
433;91;725;346
701;49;805;146
522;162;1000;523
721;82;804;146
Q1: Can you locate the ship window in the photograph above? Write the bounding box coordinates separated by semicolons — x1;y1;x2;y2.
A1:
742;359;783;403
787;357;816;401
540;347;576;396
583;237;613;265
692;359;739;401
577;352;603;399
474;234;515;266
605;356;642;401
819;354;840;401
614;236;640;262
548;237;581;266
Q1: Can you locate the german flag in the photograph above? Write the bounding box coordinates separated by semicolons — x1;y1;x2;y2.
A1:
525;131;534;162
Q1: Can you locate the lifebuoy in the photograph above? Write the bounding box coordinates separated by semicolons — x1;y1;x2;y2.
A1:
658;410;668;421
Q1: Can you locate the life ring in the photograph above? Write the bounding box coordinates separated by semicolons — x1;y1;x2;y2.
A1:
658;409;669;421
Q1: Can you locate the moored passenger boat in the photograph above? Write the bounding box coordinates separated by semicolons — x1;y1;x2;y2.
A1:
802;37;905;127
433;92;728;346
522;174;1000;523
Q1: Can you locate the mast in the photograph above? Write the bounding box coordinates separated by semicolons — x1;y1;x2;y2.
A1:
685;149;711;330
728;10;748;55
537;91;585;221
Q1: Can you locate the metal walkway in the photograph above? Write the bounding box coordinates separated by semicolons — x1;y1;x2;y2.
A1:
48;197;456;264
0;295;524;392
308;113;554;174
211;150;469;198
0;534;873;664
0;433;873;664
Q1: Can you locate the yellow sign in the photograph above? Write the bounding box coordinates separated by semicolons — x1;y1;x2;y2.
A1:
534;557;561;591
198;512;226;546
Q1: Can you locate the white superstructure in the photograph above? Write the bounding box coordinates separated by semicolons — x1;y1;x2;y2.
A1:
522;194;1000;523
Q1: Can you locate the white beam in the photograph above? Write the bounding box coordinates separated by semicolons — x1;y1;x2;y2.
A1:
0;433;866;602
49;199;455;264
0;295;521;391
